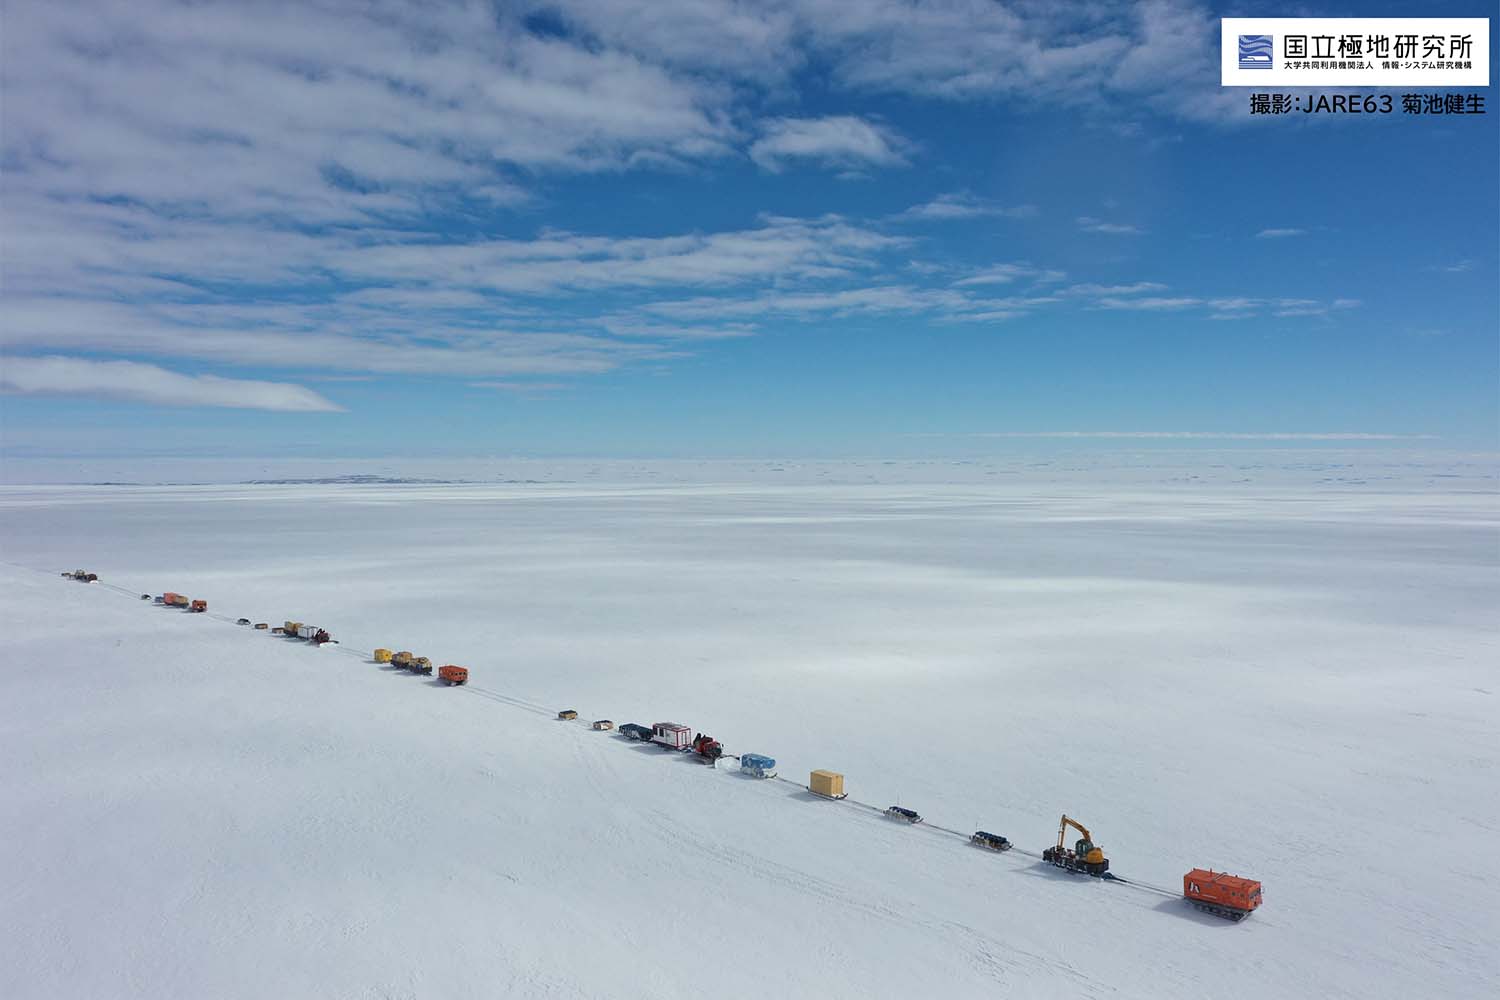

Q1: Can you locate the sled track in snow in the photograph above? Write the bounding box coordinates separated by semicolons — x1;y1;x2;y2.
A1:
40;563;1202;910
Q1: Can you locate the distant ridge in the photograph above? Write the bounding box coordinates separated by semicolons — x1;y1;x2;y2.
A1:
241;475;468;485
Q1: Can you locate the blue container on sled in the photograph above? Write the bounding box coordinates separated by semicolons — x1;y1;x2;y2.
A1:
740;754;777;778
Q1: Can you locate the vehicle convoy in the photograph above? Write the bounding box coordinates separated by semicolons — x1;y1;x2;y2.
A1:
1184;869;1263;921
690;733;724;764
64;570;1259;911
651;722;692;751
1042;814;1109;876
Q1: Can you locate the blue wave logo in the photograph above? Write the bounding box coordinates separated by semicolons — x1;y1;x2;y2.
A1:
1239;35;1273;69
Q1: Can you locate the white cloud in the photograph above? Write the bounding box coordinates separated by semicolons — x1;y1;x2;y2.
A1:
1273;298;1352;318
749;116;907;172
647;285;962;319
0;0;1373;401
3;0;1252;270
1091;293;1361;317
321;216;904;294
1077;216;1144;235
0;211;905;378
3;2;742;229
954;263;1065;287
1094;296;1200;310
601;319;758;341
546;0;1241;124
789;0;1241;122
1061;282;1168;296
643;285;1048;322
896;193;1038;221
0;297;663;379
0;356;343;412
1256;228;1306;239
1206;297;1259;311
641;284;1066;327
937;309;1025;324
541;0;802;81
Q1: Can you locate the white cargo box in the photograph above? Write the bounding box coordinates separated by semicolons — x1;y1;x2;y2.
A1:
651;722;692;750
297;625;321;640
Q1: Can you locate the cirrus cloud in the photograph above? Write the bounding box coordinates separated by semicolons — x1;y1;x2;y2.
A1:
1;356;343;412
749;116;907;172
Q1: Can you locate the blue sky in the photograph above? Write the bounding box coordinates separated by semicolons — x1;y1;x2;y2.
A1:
1;0;1496;459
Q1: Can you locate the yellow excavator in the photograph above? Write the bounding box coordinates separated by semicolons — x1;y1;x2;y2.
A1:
1042;814;1110;876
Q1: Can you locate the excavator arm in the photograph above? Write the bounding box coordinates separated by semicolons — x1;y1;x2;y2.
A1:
1056;814;1092;850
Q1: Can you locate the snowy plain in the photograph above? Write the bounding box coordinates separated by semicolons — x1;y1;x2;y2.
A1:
1;459;1496;999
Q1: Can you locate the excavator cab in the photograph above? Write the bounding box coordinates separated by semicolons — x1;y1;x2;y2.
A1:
1075;837;1105;865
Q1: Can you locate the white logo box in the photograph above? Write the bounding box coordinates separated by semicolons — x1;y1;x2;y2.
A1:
1221;18;1490;87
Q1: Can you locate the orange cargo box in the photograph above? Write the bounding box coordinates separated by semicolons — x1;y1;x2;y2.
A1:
1184;869;1263;915
438;665;469;685
163;592;182;604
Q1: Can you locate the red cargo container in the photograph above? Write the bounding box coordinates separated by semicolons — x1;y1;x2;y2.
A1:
1184;869;1263;921
438;665;469;686
162;592;189;608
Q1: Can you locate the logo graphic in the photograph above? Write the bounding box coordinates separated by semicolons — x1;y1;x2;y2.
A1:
1223;18;1487;87
1238;34;1274;69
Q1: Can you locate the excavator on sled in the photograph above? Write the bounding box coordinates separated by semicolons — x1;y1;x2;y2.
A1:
1042;814;1109;876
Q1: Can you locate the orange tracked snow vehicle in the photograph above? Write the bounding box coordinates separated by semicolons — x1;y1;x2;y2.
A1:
1184;869;1262;921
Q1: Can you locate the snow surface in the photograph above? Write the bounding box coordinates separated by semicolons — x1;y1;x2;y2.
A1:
1;471;1496;998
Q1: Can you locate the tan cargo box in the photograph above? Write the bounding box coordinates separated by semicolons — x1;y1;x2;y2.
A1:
809;770;846;799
